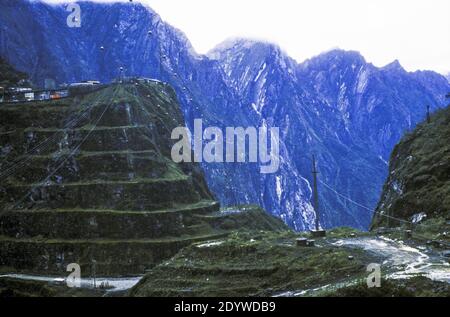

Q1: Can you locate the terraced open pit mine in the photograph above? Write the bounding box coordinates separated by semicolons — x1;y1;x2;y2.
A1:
0;80;286;278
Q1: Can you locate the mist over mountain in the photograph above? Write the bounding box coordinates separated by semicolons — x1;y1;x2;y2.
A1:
1;0;448;230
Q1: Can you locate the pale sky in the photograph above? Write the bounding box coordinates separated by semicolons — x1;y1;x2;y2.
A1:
45;0;450;74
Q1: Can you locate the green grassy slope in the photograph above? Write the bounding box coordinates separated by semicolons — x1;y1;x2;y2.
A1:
371;105;450;229
130;230;372;297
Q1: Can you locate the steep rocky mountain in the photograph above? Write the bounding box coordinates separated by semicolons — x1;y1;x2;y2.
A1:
207;40;449;229
1;0;449;230
371;104;450;229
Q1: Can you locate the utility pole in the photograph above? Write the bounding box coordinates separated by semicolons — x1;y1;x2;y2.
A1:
426;105;431;123
92;259;97;289
310;155;326;238
119;67;124;83
312;154;320;231
1;26;7;55
0;27;4;54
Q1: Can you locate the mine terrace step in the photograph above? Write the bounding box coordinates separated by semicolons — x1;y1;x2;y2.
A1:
0;201;221;239
0;232;229;244
2;200;219;215
0;83;184;130
2;151;175;184
0;125;160;155
0;177;202;211
6;177;191;188
22;125;152;133
0;232;230;276
0;103;73;130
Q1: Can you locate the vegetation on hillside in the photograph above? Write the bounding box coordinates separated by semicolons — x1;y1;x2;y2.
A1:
130;230;373;297
372;105;450;229
0;57;28;88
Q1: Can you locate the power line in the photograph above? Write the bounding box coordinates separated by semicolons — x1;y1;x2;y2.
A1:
318;179;414;224
318;178;450;247
6;86;119;212
0;106;93;179
1;84;112;181
318;179;374;213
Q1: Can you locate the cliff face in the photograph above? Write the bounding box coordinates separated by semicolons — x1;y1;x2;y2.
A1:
371;105;450;228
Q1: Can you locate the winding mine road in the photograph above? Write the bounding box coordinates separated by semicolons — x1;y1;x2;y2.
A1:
334;236;450;283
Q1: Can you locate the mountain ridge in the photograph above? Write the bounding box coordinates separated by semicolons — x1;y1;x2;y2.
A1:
1;0;449;230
